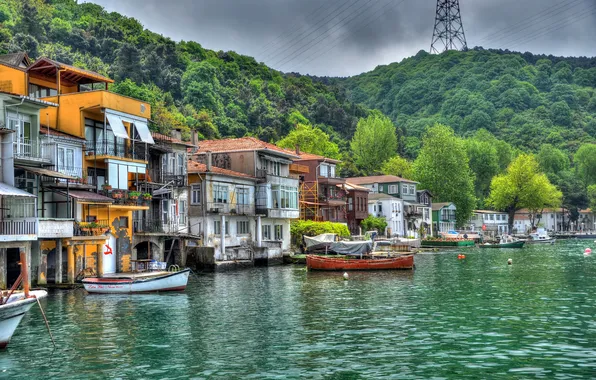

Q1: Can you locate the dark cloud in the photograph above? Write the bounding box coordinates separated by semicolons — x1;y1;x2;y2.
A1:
89;0;596;76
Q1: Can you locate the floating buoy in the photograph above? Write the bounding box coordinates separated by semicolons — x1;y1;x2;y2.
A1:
507;258;512;265
458;254;466;259
343;272;349;280
584;248;592;256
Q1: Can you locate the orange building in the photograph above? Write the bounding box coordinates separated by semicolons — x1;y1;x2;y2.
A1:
0;53;156;285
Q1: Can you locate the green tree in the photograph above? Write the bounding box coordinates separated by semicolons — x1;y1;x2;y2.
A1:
380;155;413;179
413;124;476;227
464;136;500;205
361;215;388;234
277;123;340;159
574;144;596;186
536;144;570;176
487;154;562;232
587;184;596;212
350;111;397;174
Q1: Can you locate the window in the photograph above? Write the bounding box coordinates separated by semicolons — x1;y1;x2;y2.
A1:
378;204;383;213
263;225;271;240
236;187;249;205
348;197;353;211
274;225;283;240
490;214;494;220
268;161;281;176
409;186;415;195
177;154;185;176
118;217;129;229
29;84;57;98
390;185;398;194
496;214;501;221
214;220;229;235
271;185;298;209
214;185;228;203
191;184;201;204
320;164;328;177
330;165;336;178
179;200;186;225
237;221;249;234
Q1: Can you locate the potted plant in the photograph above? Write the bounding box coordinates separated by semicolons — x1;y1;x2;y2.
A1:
102;183;112;191
142;193;152;201
111;190;124;199
128;191;141;200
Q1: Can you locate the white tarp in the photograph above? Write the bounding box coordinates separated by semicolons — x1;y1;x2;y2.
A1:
304;233;337;249
105;113;129;139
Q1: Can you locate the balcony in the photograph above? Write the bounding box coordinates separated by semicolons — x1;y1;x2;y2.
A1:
74;220;110;236
38;218;74;238
0;218;37;241
14;138;50;163
289;163;309;174
40;166;93;189
133;218;182;234
204;202;255;216
85;139;148;162
440;212;457;222
147;169;186;187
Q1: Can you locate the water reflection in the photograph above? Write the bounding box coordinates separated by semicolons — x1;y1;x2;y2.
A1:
2;241;596;378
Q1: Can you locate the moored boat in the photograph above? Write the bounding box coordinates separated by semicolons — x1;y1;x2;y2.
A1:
527;229;556;244
306;254;414;271
82;269;191;294
0;289;47;349
479;235;525;248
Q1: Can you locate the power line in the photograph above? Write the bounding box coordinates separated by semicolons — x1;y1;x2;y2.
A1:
507;5;596;50
262;0;362;63
273;0;387;70
256;0;345;57
292;0;409;73
473;0;586;45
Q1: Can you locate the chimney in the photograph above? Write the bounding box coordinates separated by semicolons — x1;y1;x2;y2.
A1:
206;151;212;171
191;130;198;146
170;128;182;141
295;144;300;155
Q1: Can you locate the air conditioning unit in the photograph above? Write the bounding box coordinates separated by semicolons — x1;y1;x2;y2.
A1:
209;207;220;213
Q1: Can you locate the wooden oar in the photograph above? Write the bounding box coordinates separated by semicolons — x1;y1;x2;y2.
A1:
35;296;56;349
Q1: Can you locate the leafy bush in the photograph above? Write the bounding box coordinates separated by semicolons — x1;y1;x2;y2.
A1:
290;220;350;245
360;215;387;234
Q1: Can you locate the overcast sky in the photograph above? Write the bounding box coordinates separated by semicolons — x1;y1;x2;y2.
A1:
89;0;596;77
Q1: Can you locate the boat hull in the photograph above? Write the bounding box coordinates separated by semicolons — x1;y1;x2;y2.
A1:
306;255;414;271
0;290;48;349
527;239;556;244
421;240;475;247
82;269;191;294
479;241;525;248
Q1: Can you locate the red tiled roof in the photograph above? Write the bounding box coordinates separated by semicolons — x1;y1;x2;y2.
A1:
196;137;299;158
40;127;85;141
294;151;341;163
151;131;196;147
346;175;418;184
187;160;256;180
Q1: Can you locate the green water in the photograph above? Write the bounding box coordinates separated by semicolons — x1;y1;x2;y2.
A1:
3;240;596;379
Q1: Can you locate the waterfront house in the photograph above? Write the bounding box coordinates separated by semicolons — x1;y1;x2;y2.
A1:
132;130;197;268
468;210;509;237
292;150;347;224
187;158;259;268
191;137;300;264
432;202;457;234
367;193;404;237
0;53;157;285
415;190;433;237
343;182;371;235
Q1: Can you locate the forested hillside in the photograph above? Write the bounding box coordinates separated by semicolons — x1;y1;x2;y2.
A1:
0;0;367;143
335;48;596;158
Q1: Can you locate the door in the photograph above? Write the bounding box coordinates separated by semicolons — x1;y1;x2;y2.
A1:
102;235;117;274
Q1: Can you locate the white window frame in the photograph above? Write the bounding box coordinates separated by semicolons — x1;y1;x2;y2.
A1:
274;225;283;241
237;220;249;235
191;184;201;205
213;184;228;204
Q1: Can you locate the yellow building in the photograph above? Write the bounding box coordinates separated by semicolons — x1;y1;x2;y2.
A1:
0;53;155;285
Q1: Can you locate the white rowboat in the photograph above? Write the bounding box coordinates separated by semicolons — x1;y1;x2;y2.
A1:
0;290;47;348
82;269;191;294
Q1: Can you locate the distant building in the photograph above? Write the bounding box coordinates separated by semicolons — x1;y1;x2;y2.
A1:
367;193;404;237
432;202;457;233
343;182;371;235
468;210;509;237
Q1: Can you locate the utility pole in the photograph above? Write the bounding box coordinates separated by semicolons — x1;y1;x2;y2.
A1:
430;0;467;54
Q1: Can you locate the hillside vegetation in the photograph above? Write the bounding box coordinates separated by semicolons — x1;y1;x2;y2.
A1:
0;0;367;143
336;48;596;157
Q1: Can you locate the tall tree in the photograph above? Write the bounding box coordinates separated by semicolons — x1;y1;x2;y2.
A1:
350;111;397;174
574;144;596;186
487;154;562;232
464;136;500;205
537;144;569;176
381;155;414;180
277;123;340;159
413;124;476;227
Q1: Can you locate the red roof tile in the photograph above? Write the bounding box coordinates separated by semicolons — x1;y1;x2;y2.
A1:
187;160;256;180
40;127;85;141
346;175;418;184
294;151;341;163
196;137;299;158
151;131;196;147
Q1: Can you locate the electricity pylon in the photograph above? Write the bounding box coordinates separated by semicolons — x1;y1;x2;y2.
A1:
430;0;468;54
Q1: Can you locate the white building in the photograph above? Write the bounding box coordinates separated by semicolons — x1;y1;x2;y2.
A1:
468;210;509;237
367;193;404;237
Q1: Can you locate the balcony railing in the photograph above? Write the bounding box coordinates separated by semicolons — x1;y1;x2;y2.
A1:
204;202;254;215
86;139;147;161
14;138;47;161
133;219;165;233
41;165;88;186
74;219;110;236
147;170;186;186
0;219;37;236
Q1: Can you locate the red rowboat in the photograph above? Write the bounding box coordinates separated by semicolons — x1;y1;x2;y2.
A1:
306;255;414;271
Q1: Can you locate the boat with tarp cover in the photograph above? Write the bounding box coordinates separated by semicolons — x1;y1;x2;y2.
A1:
306;254;414;271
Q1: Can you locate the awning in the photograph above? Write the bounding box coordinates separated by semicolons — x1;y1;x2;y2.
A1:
133;120;155;144
105;112;129;140
0;182;35;198
153;187;171;196
59;190;114;204
15;165;76;180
